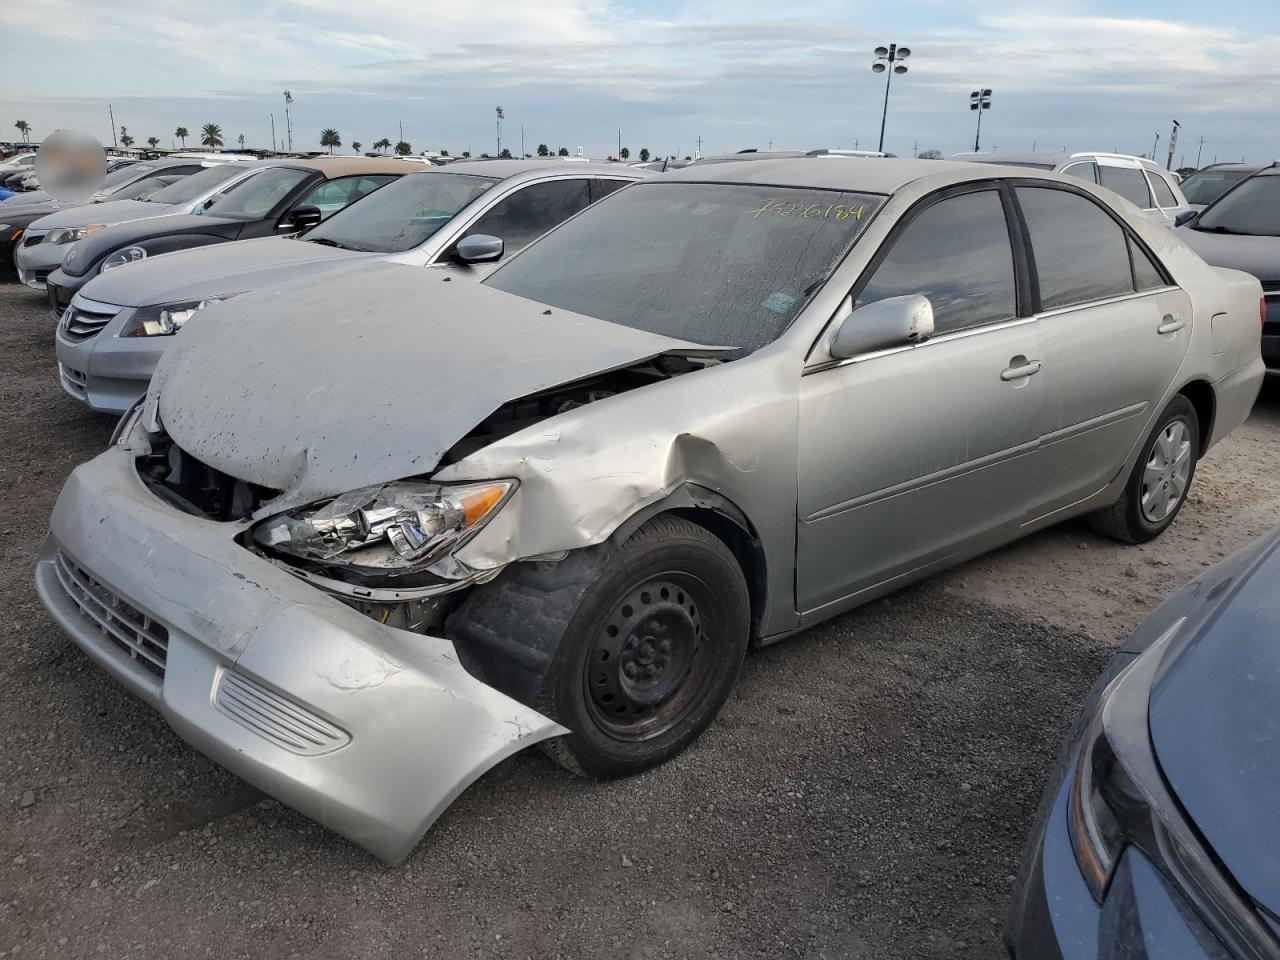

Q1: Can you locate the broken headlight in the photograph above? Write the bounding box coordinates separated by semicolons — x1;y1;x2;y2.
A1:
123;295;238;337
253;480;514;573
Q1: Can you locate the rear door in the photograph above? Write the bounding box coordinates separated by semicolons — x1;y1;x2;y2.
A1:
1097;158;1160;219
1012;183;1193;515
796;184;1045;615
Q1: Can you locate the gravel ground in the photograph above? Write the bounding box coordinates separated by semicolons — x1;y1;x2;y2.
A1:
1;284;1277;959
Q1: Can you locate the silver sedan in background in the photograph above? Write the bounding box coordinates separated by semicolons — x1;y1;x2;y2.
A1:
54;159;646;412
37;158;1264;862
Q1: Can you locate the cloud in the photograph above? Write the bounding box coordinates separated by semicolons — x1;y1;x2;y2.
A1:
3;1;1278;161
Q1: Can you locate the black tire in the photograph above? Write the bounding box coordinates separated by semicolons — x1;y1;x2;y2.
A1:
1088;394;1200;544
448;515;750;778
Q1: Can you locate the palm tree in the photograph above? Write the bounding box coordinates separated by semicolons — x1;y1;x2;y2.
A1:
147;137;160;149
320;129;341;153
394;140;411;155
200;123;224;149
499;148;512;159
373;138;391;154
351;141;362;154
536;143;549;156
175;126;189;147
557;147;569;157
14;120;30;143
619;146;630;161
639;148;650;162
119;126;134;148
237;133;246;149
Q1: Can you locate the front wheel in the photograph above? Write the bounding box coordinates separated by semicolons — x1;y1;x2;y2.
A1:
538;516;750;778
1088;394;1200;544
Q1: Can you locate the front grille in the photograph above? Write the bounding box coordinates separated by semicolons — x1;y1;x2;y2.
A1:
53;551;169;677
214;670;350;756
22;231;44;247
61;303;118;341
58;362;88;399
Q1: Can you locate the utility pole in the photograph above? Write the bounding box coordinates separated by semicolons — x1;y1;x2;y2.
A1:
696;134;703;158
270;114;277;153
1151;131;1160;162
495;106;504;155
872;44;912;153
283;91;293;152
108;104;117;148
1166;120;1180;170
1195;136;1205;168
913;139;918;158
521;124;525;158
970;88;992;151
618;128;621;161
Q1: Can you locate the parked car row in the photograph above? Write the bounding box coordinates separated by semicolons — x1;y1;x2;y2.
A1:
15;147;1274;955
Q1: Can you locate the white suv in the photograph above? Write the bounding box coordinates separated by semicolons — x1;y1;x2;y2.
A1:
951;150;1192;225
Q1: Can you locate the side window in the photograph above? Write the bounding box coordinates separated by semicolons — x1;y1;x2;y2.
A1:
590;178;629;202
1016;187;1135;309
463;179;592;254
294;175;396;219
1146;172;1178;208
857;189;1016;335
158;165;203;177
1099;165;1153;208
1061;162;1098;184
1131;238;1166;291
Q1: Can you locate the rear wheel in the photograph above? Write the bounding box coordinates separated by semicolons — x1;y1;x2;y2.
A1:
1088;394;1199;544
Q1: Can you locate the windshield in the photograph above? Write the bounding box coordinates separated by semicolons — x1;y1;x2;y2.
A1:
485;182;885;353
1195;175;1280;236
1180;169;1252;206
146;163;247;205
113;177;173;201
304;172;496;252
204;166;309;220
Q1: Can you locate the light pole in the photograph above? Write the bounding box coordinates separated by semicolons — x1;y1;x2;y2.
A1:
872;43;911;153
970;88;991;152
495;106;504;156
283;91;293;152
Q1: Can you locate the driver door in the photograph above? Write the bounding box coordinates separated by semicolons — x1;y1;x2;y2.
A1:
795;185;1045;617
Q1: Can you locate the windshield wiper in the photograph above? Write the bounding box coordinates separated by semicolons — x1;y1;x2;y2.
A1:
305;237;350;249
1194;224;1248;235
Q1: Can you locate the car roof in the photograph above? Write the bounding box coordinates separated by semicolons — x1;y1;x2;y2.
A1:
654;157;1011;195
951;152;1068;167
1193;163;1266;173
428;158;648;180
254;157;419;179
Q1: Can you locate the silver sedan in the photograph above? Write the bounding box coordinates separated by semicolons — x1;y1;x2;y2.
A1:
36;158;1264;862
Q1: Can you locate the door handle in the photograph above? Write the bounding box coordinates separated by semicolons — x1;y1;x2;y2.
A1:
1157;314;1185;335
1000;358;1043;381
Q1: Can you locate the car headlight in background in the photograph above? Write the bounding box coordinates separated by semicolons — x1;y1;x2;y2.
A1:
1066;619;1184;901
98;245;148;273
253;480;515;574
46;224;104;244
122;294;237;337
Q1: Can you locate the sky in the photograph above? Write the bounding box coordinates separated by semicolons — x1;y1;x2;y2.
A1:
2;0;1278;165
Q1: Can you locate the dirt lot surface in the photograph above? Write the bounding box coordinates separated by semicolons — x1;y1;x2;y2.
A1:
1;284;1277;959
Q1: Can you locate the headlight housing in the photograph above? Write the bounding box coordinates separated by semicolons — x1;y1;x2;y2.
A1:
46;224;104;245
99;245;148;274
253;480;515;576
122;294;237;336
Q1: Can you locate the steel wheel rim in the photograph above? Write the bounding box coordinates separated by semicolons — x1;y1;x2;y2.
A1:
583;573;715;742
1140;419;1192;523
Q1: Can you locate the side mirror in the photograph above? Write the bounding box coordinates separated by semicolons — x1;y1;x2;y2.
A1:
1174;209;1197;227
454;234;504;264
280;205;323;232
829;294;934;360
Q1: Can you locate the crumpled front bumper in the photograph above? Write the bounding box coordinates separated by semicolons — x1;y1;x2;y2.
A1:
34;445;566;863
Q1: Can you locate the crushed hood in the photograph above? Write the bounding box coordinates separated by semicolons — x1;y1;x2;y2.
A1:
30;199;183;231
148;261;700;511
1176;226;1280;283
80;235;372;307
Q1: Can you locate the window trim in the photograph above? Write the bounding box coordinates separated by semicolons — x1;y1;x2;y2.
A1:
1060;161;1098;184
1143;169;1179;210
1007;178;1175;313
1096;163;1154;210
